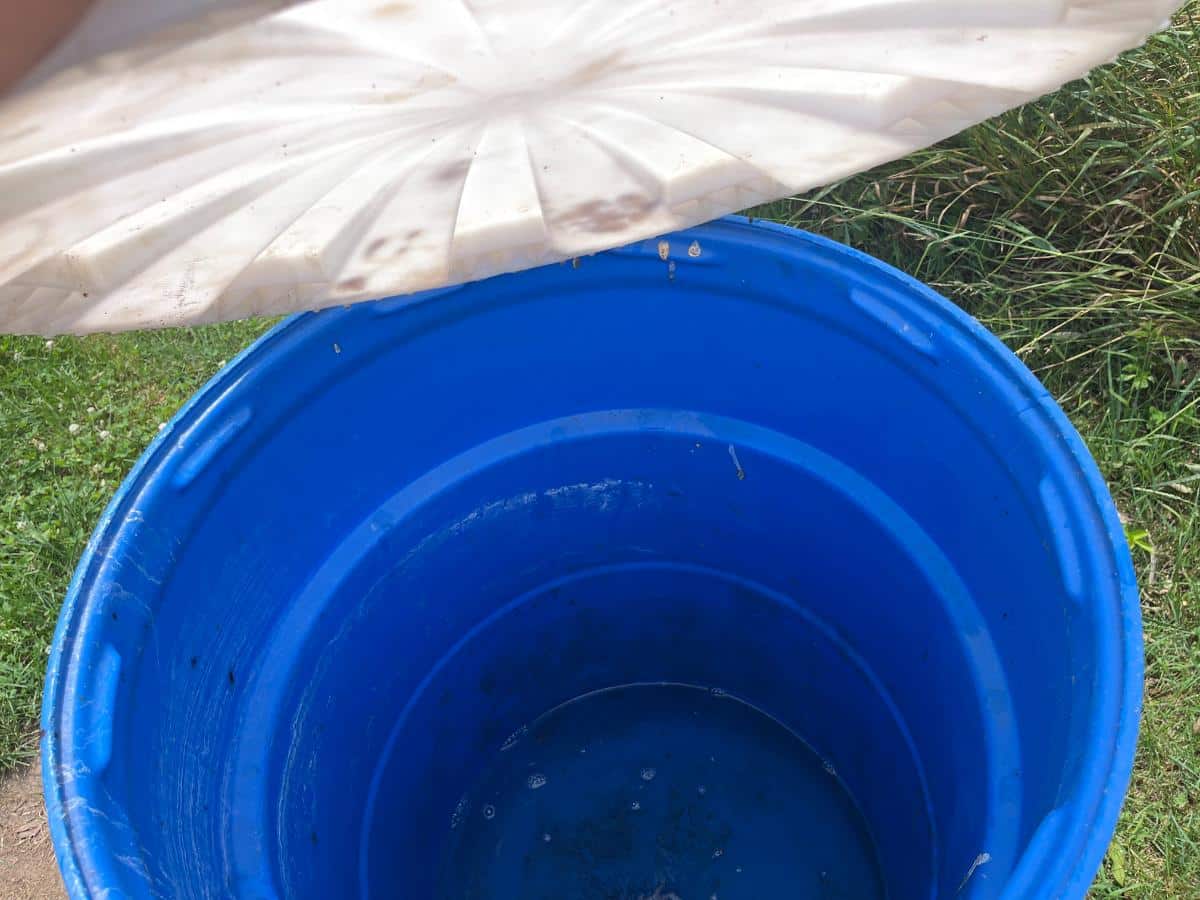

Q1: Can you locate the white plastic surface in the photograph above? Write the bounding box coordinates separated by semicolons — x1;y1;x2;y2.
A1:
0;0;1181;334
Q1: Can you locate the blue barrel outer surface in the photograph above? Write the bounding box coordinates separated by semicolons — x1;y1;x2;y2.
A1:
42;218;1141;899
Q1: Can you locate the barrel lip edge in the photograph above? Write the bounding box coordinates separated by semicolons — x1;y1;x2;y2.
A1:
726;216;1142;896
40;313;302;899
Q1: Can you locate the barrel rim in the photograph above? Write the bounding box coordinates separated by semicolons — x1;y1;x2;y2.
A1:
40;216;1141;899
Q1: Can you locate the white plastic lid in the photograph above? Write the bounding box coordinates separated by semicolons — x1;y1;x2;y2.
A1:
0;0;1180;334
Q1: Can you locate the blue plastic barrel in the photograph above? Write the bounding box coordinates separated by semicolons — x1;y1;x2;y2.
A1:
43;218;1141;899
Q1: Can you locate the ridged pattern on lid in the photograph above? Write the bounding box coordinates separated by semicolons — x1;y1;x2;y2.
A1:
0;0;1181;334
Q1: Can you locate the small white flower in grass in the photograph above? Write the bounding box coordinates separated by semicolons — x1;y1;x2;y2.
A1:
157;423;166;431
98;430;112;440
15;520;27;530
87;406;97;414
44;340;54;350
33;439;46;452
68;423;80;434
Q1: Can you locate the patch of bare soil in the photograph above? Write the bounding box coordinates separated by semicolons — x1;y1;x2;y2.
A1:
0;760;65;899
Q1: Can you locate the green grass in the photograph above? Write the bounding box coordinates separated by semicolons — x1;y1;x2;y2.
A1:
2;5;1199;895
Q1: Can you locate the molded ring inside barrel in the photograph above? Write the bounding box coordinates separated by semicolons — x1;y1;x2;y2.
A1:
42;218;1141;899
